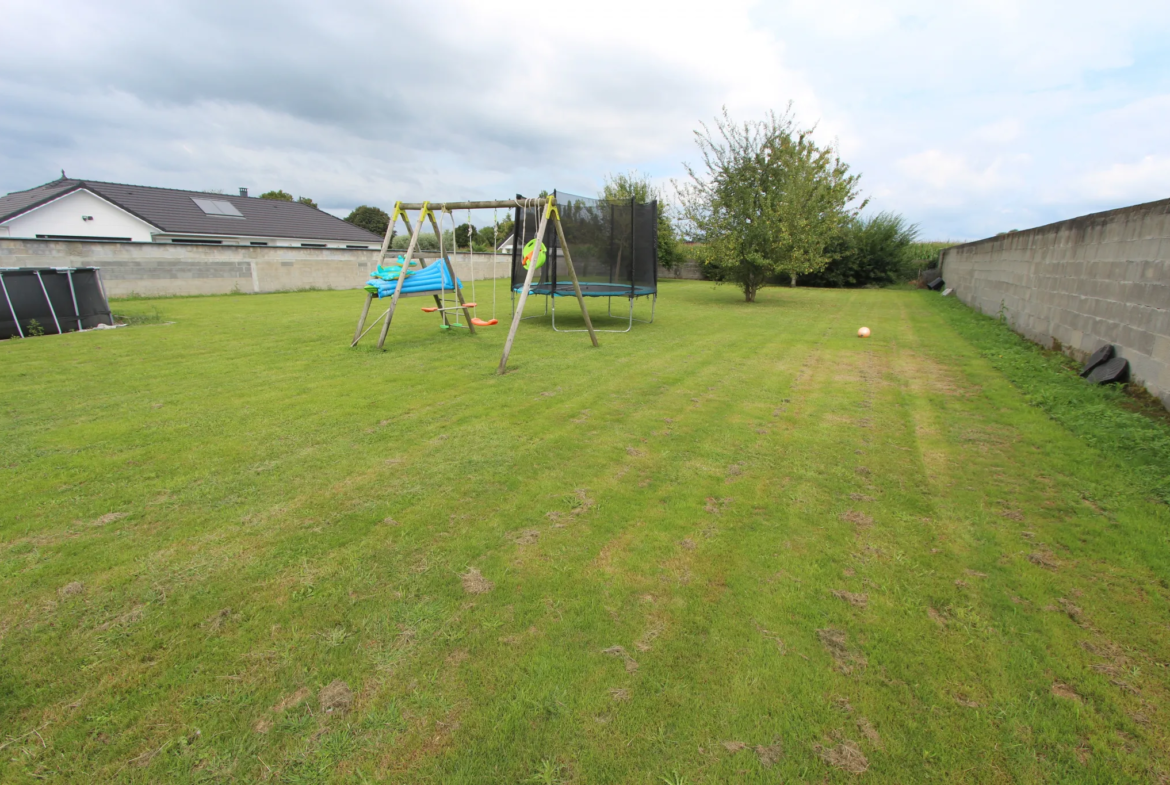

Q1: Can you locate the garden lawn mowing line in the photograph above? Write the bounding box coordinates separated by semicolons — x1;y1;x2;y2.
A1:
1;279;1168;784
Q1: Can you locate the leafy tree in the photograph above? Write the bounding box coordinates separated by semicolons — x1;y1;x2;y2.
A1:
259;190;318;209
454;223;476;249
345;205;390;238
801;212;919;288
679;107;864;301
601;170;682;270
475;218;514;251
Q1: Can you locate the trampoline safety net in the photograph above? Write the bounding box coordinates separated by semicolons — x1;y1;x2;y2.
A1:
510;191;657;298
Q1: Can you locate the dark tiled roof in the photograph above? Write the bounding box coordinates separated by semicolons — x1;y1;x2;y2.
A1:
0;178;384;243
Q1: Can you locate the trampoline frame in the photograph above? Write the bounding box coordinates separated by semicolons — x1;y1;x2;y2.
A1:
511;285;657;333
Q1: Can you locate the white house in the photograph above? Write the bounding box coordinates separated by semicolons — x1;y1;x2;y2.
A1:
0;177;383;248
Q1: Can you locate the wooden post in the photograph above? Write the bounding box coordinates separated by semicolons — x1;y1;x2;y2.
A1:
352;292;373;346
552;215;599;347
377;204;428;350
497;200;551;374
354;203;404;348
427;211;453;327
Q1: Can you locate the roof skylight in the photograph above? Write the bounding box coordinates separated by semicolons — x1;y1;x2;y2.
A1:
192;197;244;218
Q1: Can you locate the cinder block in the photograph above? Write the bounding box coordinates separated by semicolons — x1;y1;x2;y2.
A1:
1153;335;1170;365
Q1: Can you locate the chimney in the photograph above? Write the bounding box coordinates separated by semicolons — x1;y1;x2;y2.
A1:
239;187;248;197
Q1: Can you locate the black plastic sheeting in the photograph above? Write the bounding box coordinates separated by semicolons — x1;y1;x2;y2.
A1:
0;267;114;339
510;191;658;298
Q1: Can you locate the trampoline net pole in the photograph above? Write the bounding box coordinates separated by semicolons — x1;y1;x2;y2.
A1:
0;272;23;338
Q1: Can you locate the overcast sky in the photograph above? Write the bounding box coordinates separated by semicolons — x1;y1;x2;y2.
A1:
2;0;1168;240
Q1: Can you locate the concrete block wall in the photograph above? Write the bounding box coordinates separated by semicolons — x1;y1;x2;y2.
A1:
658;261;705;280
940;197;1170;407
0;239;510;298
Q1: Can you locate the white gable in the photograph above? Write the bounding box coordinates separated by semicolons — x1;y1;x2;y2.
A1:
1;189;158;242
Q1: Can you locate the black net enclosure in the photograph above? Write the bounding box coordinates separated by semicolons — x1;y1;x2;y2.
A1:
510;191;657;299
0;267;114;339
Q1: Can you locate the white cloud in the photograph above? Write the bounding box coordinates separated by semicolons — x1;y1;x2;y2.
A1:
971;119;1021;145
1074;155;1170;202
1;0;1169;239
897;150;1023;194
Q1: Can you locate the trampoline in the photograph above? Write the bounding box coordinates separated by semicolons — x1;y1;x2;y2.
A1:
511;191;657;333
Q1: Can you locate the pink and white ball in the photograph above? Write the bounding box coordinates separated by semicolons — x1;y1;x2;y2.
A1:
857;327;871;338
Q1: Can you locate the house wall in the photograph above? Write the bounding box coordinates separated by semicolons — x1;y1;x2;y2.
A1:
939;197;1170;408
1;190;157;242
0;238;510;297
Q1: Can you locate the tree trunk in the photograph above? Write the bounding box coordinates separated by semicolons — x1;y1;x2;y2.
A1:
789;273;798;287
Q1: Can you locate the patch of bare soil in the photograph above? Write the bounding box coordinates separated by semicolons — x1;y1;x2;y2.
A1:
635;620;664;653
832;696;853;713
461;567;494;595
445;649;470;666
1051;682;1081;701
58;581;84;597
609;688;630;702
97;605;145;632
857;717;882;748
1027;550;1061;569
1080;640;1126;659
965;569;988;578
854;467;871;476
927;608;947;627
841;511;873;528
602;645;639;673
319;679;353;714
513;529;540;545
849;493;875;502
91;512;127;526
549;489;597;524
204;608;232;632
722;740;747;752
626;447;645;457
954;694;980;708
816;739;869;774
272;687;311;713
1000;509;1024;521
704;497;733;515
382;517;400;526
679;538;696;551
1058;598;1085;624
832;590;868;609
755;741;783;767
817;628;866;674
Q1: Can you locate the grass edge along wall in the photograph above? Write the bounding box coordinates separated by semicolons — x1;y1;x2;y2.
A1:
940;195;1170;408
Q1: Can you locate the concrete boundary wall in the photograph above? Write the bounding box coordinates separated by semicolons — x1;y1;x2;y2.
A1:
0;239;511;297
0;238;697;297
940;198;1170;407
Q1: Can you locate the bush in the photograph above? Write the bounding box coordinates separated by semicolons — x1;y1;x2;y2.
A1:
902;241;954;278
800;212;918;288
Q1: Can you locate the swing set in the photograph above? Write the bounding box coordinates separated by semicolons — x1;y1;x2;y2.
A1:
351;195;598;375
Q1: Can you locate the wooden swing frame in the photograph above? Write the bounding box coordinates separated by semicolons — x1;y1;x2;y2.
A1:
350;195;598;375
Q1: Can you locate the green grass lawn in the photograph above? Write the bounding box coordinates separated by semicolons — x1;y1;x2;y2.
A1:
2;280;1168;784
